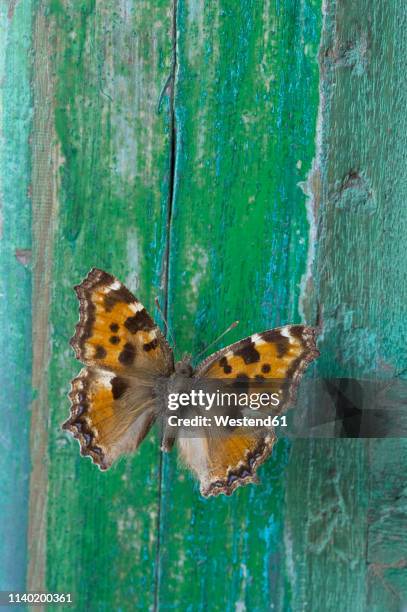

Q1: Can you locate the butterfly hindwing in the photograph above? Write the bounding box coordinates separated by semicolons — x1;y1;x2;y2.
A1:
182;325;319;497
178;431;276;497
63;367;157;469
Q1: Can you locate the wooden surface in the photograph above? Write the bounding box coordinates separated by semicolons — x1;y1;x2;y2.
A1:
159;1;320;610
1;0;406;610
29;1;173;609
0;0;32;593
287;2;407;610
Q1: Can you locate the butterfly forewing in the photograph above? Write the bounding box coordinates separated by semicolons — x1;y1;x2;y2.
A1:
70;268;173;375
63;268;174;469
195;325;318;407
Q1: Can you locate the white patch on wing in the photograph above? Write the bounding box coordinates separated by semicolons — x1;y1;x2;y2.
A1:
110;280;121;291
95;368;115;384
251;333;266;345
129;302;144;313
280;326;292;339
178;437;209;484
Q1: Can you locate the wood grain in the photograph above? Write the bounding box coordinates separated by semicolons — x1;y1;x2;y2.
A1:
0;0;33;593
29;3;60;592
1;0;406;609
157;1;321;609
287;1;407;611
29;1;174;608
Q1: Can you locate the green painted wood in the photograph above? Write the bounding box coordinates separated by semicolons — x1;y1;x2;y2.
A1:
28;1;174;608
287;1;407;611
368;440;407;611
2;0;406;609
157;1;321;610
0;0;33;594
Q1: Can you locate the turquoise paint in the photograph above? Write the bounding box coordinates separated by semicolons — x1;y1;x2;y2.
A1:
0;0;33;593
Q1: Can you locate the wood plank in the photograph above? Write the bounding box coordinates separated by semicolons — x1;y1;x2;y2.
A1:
157;0;322;608
6;0;405;607
29;3;59;593
28;0;173;607
0;0;33;592
287;1;407;610
368;440;407;611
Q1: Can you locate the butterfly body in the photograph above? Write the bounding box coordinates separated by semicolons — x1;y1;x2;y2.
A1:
173;357;194;378
63;268;319;497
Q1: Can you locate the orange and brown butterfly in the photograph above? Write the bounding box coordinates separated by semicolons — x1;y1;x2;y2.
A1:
62;268;319;497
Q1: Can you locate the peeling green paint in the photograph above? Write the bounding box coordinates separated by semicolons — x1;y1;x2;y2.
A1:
158;1;322;609
2;0;406;610
30;0;173;608
0;0;33;593
288;1;407;610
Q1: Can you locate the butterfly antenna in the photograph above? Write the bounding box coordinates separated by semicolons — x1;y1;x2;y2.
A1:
194;321;239;362
155;297;176;347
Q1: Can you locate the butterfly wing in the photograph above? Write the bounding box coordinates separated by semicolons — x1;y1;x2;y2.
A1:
64;367;157;469
62;268;174;469
179;325;318;497
196;324;318;407
69;267;173;375
177;431;276;497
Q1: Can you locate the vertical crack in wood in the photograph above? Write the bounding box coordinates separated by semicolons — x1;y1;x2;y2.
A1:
154;0;178;609
162;0;178;323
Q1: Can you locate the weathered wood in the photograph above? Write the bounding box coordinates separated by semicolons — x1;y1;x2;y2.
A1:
0;0;33;592
29;3;59;593
157;1;321;609
287;1;407;610
29;1;173;608
2;0;406;609
368;440;407;610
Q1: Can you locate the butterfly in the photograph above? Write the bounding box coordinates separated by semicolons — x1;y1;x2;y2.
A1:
62;268;319;497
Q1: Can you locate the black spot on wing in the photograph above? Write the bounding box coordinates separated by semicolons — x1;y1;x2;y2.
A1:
95;345;107;359
118;342;136;366
111;376;129;399
227;473;239;485
226;464;253;487
70;421;83;433
109;335;120;345
143;338;158;352
219;356;232;374
261;363;271;373
234;341;260;364
124;309;154;334
75;404;86;417
110;323;119;332
82;432;91;446
235;373;249;381
261;330;289;358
